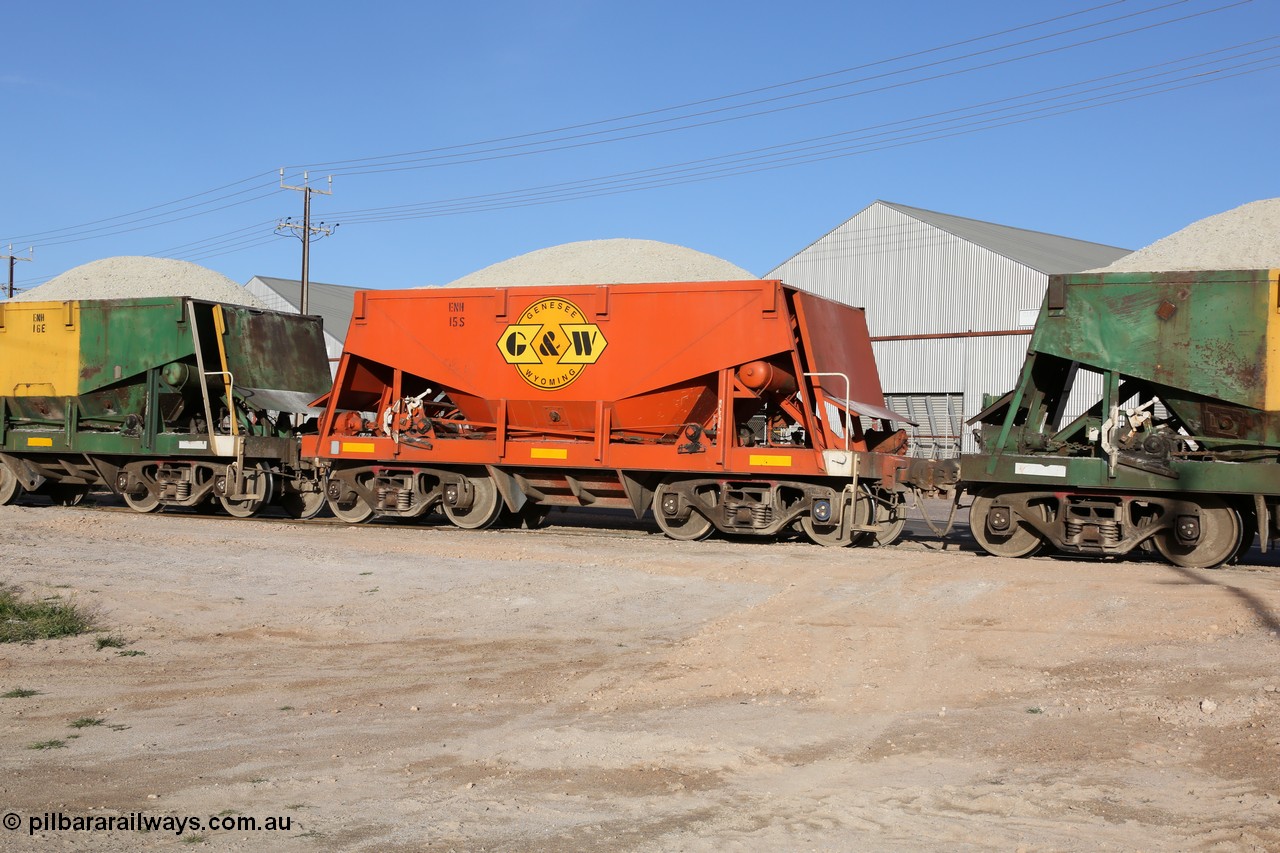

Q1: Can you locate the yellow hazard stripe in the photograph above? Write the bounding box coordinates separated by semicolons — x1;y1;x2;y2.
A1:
749;454;792;467
340;442;377;453
530;447;569;459
26;437;54;447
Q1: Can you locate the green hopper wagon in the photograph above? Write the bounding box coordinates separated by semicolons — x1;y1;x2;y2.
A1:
0;297;332;517
965;268;1280;568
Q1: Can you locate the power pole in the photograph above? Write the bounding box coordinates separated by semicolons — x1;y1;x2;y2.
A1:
276;170;335;315
2;245;34;299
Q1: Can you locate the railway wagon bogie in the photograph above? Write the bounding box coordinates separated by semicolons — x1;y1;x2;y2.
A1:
306;280;916;545
967;485;1258;569
963;268;1280;569
0;297;332;518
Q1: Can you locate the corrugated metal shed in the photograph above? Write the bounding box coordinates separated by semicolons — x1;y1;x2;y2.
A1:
245;276;359;371
768;200;1130;455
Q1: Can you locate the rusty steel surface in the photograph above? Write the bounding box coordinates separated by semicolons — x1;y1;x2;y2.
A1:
790;290;885;410
1031;269;1279;414
218;304;331;408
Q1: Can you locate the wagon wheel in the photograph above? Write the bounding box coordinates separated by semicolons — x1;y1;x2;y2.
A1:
442;475;504;530
870;490;908;548
969;488;1045;558
0;466;21;505
220;495;263;517
652;486;715;541
280;489;327;520
327;492;374;524
219;464;275;518
1231;508;1257;565
123;488;161;513
1153;497;1242;569
801;491;873;547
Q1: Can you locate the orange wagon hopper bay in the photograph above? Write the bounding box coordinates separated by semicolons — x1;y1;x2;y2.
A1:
303;279;940;545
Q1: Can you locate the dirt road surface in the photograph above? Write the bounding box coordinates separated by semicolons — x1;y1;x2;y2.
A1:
2;500;1278;851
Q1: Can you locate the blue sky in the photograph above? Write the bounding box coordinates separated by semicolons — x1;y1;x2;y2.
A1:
2;0;1276;293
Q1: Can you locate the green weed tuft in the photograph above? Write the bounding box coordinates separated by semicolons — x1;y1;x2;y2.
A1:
0;586;96;643
29;739;67;750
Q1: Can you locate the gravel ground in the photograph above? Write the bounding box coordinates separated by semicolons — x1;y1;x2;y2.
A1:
13;257;266;307
2;498;1278;851
1092;197;1280;272
440;239;757;288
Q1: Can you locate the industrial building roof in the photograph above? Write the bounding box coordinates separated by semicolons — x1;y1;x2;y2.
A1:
875;201;1131;274
246;276;359;339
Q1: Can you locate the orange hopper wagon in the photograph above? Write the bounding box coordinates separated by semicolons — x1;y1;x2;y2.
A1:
303;279;920;545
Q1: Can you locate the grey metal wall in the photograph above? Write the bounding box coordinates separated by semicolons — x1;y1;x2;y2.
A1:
883;392;965;458
867;335;1033;454
770;203;1045;453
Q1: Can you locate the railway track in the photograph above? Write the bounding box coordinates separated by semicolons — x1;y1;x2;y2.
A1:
64;494;664;542
17;491;1280;568
28;490;967;549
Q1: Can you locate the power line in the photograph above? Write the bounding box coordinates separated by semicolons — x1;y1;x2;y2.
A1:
291;0;1136;171
2;6;1136;249
66;33;1275;273
145;220;278;257
181;235;283;264
29;187;284;249
1;171;279;244
321;40;1279;223
304;0;1249;177
2;0;1249;251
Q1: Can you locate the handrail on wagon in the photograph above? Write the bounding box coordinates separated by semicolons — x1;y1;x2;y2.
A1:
210;305;239;437
202;370;238;437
